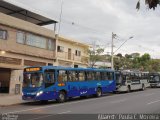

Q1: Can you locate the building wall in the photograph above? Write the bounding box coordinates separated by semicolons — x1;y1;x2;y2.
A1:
57;37;89;67
0;13;89;94
0;24;56;61
0;12;55;39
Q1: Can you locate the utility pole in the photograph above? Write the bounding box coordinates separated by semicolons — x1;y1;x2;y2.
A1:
111;32;116;70
54;0;64;65
111;32;133;70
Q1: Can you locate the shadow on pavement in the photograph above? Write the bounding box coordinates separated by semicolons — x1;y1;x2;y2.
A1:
21;93;113;106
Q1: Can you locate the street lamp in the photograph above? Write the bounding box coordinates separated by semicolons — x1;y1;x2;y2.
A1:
0;50;6;55
111;33;133;70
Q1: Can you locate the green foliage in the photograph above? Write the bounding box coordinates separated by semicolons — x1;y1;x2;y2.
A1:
116;53;123;58
148;59;160;72
89;46;104;67
89;49;160;72
114;53;160;72
137;0;160;10
125;54;132;59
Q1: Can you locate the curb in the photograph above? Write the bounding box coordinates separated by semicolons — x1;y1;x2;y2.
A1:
0;103;23;107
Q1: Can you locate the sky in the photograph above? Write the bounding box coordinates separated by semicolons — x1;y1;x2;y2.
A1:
13;0;160;58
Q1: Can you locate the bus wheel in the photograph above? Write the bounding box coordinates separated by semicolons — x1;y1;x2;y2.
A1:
127;86;131;93
57;91;66;103
141;84;145;91
96;88;102;97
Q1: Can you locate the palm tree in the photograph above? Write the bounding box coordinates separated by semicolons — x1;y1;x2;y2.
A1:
136;0;160;10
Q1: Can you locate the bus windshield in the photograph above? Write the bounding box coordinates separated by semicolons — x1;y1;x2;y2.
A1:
149;75;160;83
23;73;43;87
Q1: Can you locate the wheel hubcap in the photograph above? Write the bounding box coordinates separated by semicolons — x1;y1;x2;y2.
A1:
97;90;101;96
60;94;64;101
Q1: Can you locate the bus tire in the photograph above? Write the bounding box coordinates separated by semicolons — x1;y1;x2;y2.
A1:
141;84;145;91
96;88;102;97
57;91;66;103
127;86;131;93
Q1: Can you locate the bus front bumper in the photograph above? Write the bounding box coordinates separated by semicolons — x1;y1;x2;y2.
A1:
116;85;128;92
22;91;59;101
150;83;160;87
22;95;36;101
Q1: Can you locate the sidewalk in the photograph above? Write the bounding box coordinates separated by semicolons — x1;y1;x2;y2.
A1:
0;94;24;107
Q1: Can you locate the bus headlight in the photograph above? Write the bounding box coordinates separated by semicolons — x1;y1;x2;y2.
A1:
36;91;43;96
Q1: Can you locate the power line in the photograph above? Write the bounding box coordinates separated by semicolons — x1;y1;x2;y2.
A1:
61;18;108;34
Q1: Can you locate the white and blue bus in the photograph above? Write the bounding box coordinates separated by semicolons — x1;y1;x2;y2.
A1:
22;66;116;103
149;73;160;88
115;70;149;92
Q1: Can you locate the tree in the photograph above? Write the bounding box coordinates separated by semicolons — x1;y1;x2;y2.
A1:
89;45;104;68
141;53;151;61
131;53;140;58
125;54;132;59
148;59;160;72
136;0;160;10
116;53;123;58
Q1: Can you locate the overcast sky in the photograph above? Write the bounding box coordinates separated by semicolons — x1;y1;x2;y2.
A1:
14;0;160;58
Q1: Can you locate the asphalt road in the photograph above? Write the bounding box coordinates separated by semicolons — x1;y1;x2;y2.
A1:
0;88;160;120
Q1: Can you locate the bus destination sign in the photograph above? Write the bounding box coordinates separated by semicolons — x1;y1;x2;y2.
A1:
25;67;41;72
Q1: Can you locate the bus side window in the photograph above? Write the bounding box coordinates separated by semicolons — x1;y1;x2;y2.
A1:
111;72;114;80
58;70;67;83
95;72;101;80
126;76;130;80
107;72;113;80
86;71;93;81
104;72;108;80
79;71;85;81
68;71;79;82
75;71;79;81
101;72;105;80
45;73;54;83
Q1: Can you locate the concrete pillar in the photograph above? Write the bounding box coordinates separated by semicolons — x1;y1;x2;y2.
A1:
9;70;23;94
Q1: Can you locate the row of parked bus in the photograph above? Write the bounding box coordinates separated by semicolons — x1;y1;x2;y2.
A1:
22;66;160;103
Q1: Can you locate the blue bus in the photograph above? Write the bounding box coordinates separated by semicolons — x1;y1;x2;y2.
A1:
22;66;116;103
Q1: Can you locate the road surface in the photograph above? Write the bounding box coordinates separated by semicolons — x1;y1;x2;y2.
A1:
0;88;160;120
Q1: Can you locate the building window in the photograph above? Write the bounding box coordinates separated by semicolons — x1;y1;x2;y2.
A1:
75;50;81;56
48;39;54;50
17;31;25;44
0;29;7;40
57;46;64;52
48;63;53;66
26;33;47;49
16;31;55;51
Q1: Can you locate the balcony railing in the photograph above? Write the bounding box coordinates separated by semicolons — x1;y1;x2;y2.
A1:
57;52;89;64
